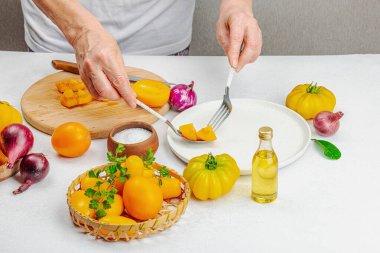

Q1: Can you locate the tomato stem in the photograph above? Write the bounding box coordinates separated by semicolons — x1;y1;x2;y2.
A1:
205;153;217;170
306;82;321;94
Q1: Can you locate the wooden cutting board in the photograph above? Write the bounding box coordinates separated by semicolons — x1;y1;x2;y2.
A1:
21;67;170;139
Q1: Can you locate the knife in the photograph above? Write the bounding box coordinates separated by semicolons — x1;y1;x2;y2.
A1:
51;60;176;86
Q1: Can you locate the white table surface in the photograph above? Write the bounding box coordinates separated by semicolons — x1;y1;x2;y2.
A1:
1;52;379;253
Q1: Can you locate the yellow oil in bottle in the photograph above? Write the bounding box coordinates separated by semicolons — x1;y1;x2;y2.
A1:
251;127;278;203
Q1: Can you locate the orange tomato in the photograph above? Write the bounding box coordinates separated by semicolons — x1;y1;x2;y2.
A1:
122;155;144;177
105;194;124;216
51;122;91;157
149;177;182;199
142;169;155;178
123;176;163;220
131;80;170;107
69;190;95;218
98;215;136;236
115;155;145;194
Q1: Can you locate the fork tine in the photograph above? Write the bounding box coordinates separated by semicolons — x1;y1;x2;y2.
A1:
208;103;226;127
213;109;230;130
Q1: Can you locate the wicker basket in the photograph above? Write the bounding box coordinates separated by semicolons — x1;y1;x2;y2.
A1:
67;163;190;241
0;163;19;182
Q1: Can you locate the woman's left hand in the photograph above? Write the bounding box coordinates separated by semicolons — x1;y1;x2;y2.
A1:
216;0;262;72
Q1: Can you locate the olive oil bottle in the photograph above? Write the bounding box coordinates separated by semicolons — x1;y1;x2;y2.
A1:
251;127;278;203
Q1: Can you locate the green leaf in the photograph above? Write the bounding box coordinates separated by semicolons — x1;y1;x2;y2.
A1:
142;148;155;166
115;143;125;156
109;188;117;195
106;195;115;204
88;170;97;178
100;190;109;197
94;191;101;199
89;199;99;210
96;209;107;218
102;200;112;210
159;167;170;178
95;170;102;177
119;176;127;183
84;188;96;198
119;167;127;176
312;139;341;160
95;181;104;188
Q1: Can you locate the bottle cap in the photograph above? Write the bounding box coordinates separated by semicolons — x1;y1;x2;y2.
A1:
258;126;273;140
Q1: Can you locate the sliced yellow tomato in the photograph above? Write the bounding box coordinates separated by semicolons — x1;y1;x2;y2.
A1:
132;79;170;107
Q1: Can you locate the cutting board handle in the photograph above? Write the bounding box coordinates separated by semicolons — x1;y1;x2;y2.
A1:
52;60;79;75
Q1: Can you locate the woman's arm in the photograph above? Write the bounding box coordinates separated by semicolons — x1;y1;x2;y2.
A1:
216;0;262;72
32;0;136;107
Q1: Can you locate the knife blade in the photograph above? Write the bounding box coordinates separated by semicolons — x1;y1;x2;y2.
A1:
51;60;176;86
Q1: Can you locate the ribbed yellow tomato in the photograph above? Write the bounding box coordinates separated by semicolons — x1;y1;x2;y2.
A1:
183;153;240;200
69;190;95;218
131;79;170;107
0;101;22;132
286;83;336;120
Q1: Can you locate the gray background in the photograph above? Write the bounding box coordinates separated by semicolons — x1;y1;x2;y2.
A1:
1;0;379;55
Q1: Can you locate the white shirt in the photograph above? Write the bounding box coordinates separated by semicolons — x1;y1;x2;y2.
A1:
21;0;195;55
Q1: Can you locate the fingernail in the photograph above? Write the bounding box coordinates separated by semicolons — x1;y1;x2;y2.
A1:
232;59;238;68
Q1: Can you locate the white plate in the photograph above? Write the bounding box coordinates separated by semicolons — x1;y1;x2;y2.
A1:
167;98;311;175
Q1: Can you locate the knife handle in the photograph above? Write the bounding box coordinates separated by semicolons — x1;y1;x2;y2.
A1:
52;60;79;75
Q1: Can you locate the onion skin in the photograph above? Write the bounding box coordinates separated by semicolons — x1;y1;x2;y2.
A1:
13;153;49;195
313;111;344;136
169;81;197;112
0;124;34;169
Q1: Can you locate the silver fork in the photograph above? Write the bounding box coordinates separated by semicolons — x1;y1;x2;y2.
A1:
208;68;235;130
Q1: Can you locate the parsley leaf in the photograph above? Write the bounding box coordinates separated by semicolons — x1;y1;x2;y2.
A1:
85;188;96;198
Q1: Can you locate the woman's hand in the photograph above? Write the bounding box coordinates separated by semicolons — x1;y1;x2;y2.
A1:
72;28;136;107
31;0;136;107
216;0;262;72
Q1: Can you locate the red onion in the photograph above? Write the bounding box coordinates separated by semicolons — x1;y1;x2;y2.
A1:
0;124;34;169
313;111;344;136
13;153;49;194
169;81;197;111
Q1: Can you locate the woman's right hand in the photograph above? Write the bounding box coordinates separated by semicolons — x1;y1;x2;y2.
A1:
72;28;137;107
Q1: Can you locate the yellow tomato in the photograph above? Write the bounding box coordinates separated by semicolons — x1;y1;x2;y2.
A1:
51;122;91;157
98;215;136;236
150;177;182;199
0;101;22;133
80;176;111;191
69;190;95;218
183;153;240;200
122;155;144;177
114;155;145;194
179;123;197;141
142;169;155;178
123;176;163;220
106;194;124;216
286;82;336;119
131;79;170;107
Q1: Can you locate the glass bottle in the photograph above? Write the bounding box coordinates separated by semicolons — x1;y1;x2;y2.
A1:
251;126;278;203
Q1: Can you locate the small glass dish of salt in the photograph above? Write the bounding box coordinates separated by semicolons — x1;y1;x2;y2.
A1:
107;121;159;157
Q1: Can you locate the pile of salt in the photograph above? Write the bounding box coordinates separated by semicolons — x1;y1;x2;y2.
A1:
113;128;152;144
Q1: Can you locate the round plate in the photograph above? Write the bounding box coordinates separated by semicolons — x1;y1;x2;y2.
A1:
167;98;311;175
